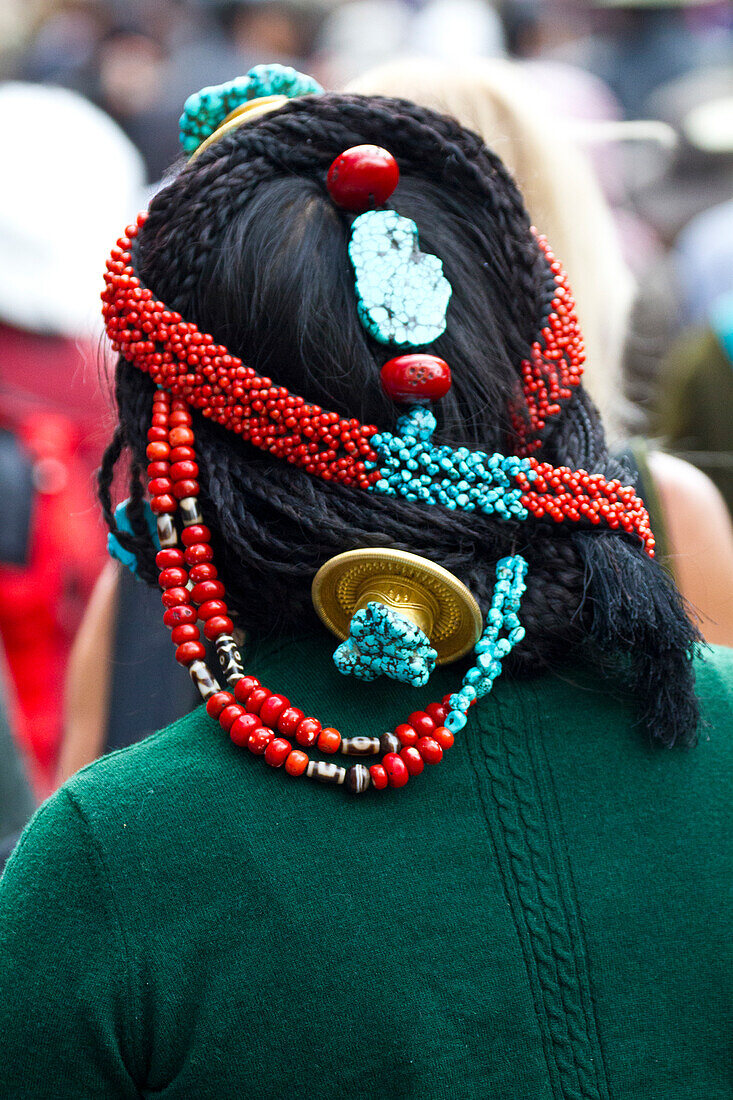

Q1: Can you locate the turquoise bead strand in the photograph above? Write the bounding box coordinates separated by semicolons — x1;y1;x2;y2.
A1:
444;555;529;733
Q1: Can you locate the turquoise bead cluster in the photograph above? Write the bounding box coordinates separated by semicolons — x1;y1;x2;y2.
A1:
368;407;534;519
107;500;159;576
349;211;452;347
334;601;438;687
444;555;528;733
179;64;323;155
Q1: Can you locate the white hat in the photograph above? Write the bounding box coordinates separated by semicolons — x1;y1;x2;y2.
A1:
0;82;146;338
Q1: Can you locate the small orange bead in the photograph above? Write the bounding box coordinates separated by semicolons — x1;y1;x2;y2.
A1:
317;727;341;754
285;750;308;776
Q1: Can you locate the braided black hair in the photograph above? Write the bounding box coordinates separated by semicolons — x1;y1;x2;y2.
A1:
100;92;700;745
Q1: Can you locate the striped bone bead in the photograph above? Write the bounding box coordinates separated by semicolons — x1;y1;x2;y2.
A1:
156;514;177;547
189;659;220;700
180;497;203;526
306;761;346;785
380;732;402;755
341;736;380;756
345;764;371;794
215;635;245;686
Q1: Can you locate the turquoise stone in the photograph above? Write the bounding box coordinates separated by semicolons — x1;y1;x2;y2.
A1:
179;64;323;155
348;211;452;347
333;602;437;688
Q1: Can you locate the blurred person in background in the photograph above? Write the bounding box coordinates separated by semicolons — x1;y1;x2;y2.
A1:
348;56;733;644
0;81;145;795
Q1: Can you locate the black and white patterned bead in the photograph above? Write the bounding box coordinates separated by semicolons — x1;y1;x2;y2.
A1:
306;761;346;785
341;736;380;756
345;764;371;794
156;514;177;547
215;635;245;686
179;497;203;526
189;660;220;700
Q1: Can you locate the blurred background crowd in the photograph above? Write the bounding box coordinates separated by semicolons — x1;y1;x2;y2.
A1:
0;0;731;858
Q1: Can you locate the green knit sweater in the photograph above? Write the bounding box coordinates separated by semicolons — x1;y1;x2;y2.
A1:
1;632;731;1099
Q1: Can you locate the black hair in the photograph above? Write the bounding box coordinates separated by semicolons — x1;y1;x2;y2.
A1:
99;92;700;745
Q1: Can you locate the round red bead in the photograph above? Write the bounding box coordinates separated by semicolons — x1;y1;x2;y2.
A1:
259;695;290;727
182;525;211;545
155;548;184;569
380;355;452;404
369;763;388;790
264;738;292;768
171;624;200;645
203;616;234;640
432;726;454;750
198;599;227;620
219;704;245;732
400;746;425;776
317;727;341;754
416;736;443;764
234;676;260;703
426;702;448;725
229;713;260;747
408;711;436;738
175;640;205;665
191;580;225;604
277;707;304;735
248;727;275;754
206;691;233;719
383;752;409;788
184;543;213;565
161;587;190;608
163;605;197;628
246;687;270;715
159;567;188;589
285;749;309;776
395;723;418;747
296;717;322;748
326;145;399;212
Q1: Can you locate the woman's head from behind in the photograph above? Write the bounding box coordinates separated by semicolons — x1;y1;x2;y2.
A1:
101;87;698;745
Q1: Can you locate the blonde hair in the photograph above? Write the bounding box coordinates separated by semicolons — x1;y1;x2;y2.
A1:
346;57;635;437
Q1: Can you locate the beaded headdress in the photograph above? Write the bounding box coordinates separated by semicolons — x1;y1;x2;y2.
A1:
102;66;655;796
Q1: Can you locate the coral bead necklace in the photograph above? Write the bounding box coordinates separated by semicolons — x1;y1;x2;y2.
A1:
150;388;527;796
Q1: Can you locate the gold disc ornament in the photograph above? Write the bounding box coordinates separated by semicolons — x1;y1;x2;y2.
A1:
311;548;482;665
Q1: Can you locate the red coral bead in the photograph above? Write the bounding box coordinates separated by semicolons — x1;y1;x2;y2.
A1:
432;726;454;750
259;695;290;727
380;355;452;404
246;687;270;715
395;723;418;747
198;599;227;620
408;711;436;738
400;746;425;776
383;752;409;788
248;727;275;754
219;703;245;731
264;737;292;767
175;640;205;665
182;524;211;545
326;145;399;212
369;763;388;790
163;605;197;628
171;624;200;645
203;616;233;639
234;676;260;703
416;736;443;764
185;543;214;565
285;749;309;776
191;580;225;604
155;549;184;569
159;567;188;589
317;726;341;754
426;702;448;725
277;707;304;735
161;587;190;608
206;691;233;719
296;717;323;748
229;712;260;747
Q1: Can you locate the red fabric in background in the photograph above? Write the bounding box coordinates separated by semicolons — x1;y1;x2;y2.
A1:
0;324;111;796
